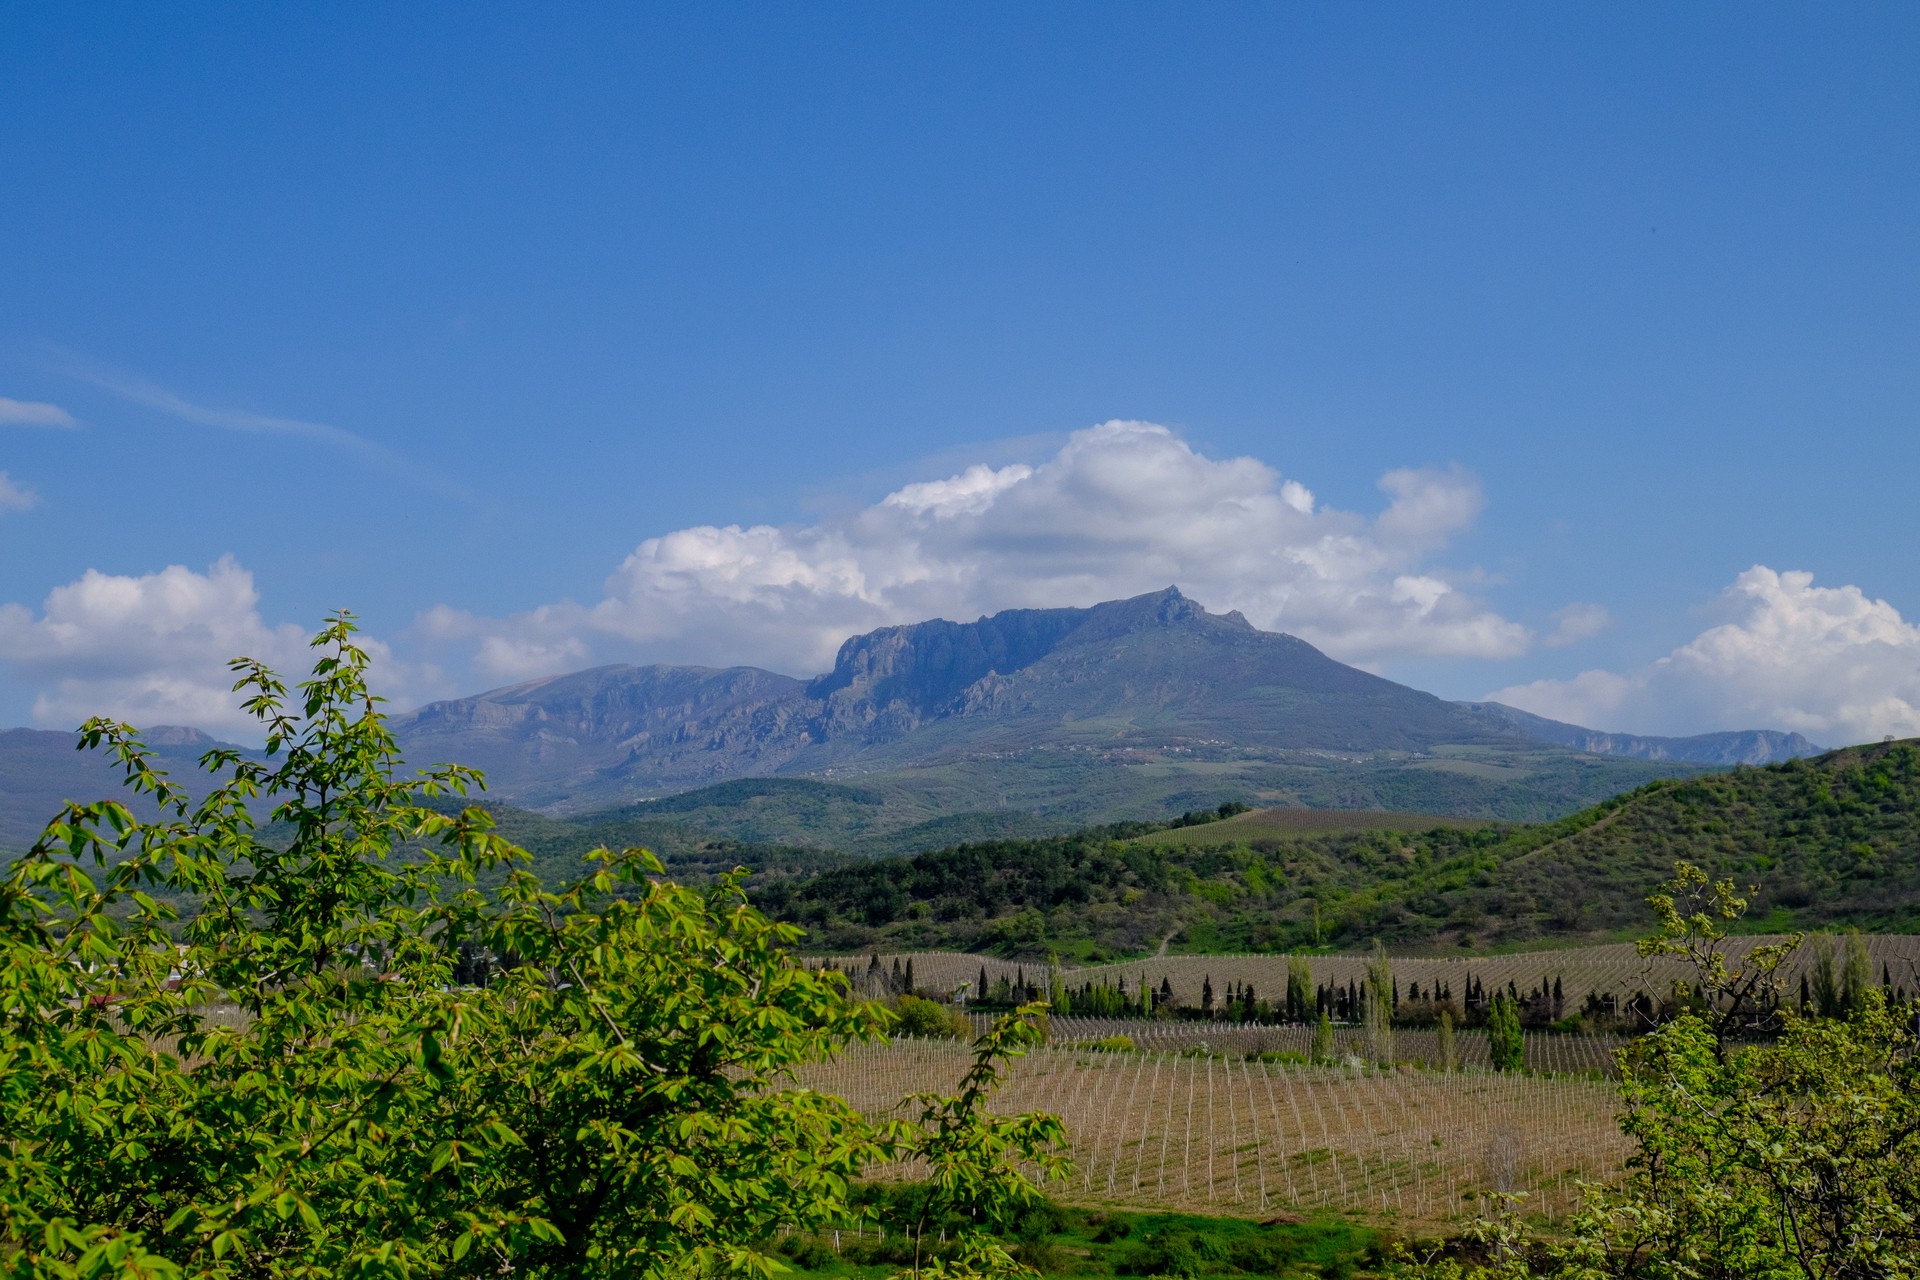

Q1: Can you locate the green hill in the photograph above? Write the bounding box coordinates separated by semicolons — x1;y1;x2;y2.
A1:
755;739;1920;958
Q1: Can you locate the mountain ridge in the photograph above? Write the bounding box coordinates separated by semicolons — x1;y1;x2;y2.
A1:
1;589;1819;851
392;587;1530;810
1459;700;1822;766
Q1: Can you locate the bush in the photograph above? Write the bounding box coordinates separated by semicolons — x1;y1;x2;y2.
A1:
896;993;972;1039
777;1234;839;1269
1116;1228;1229;1277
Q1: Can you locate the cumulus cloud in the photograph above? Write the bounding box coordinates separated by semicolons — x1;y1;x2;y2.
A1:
0;558;441;736
0;472;37;513
1489;566;1920;746
0;397;77;427
422;420;1531;682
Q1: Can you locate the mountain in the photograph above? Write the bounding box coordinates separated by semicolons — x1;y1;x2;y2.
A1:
4;588;1808;856
1457;701;1821;766
392;588;1542;812
387;588;1723;837
394;663;809;801
0;726;236;853
796;589;1508;759
757;738;1920;957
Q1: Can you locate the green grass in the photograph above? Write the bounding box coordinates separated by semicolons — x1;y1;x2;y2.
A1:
1404;758;1533;781
768;1198;1385;1278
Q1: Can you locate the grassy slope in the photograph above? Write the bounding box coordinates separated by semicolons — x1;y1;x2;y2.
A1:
759;740;1920;958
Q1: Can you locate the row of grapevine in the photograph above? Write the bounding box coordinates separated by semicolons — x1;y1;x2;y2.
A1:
1034;1016;1628;1076
792;1039;1628;1225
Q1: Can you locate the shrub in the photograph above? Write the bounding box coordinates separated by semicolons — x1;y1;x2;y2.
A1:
896;993;971;1039
777;1234;839;1269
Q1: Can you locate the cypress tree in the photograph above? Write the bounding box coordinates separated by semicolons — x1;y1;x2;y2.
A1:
1286;956;1312;1024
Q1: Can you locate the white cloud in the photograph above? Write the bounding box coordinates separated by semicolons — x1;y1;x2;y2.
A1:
0;397;77;427
1489;566;1920;746
0;472;37;513
1543;602;1613;648
0;558;443;736
423;420;1532;682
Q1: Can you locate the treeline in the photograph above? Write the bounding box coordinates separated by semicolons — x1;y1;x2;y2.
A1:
806;929;1915;1050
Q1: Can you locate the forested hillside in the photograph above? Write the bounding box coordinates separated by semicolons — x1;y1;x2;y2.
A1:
758;740;1920;957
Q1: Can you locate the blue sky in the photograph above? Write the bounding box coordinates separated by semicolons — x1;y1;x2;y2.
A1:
3;4;1919;743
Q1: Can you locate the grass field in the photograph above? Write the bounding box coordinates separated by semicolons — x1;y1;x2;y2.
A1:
794;1039;1627;1227
773;1202;1383;1278
1125;807;1489;849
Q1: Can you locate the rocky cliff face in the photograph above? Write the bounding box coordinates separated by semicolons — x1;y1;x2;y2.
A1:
394;664;810;802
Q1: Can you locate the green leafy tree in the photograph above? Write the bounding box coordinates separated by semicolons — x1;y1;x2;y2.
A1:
1364;940;1395;1065
1549;865;1920;1279
1487;993;1524;1073
893;1005;1067;1276
1311;1012;1336;1064
0;616;1066;1280
895;995;971;1040
1047;958;1069;1016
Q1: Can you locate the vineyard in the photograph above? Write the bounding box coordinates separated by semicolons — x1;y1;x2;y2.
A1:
1033;1017;1628;1076
795;1039;1628;1226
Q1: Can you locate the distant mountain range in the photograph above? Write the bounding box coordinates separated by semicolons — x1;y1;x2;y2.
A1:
0;588;1824;854
1457;700;1820;767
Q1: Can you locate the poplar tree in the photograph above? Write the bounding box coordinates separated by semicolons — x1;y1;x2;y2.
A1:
1364;940;1395;1065
1488;992;1525;1072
